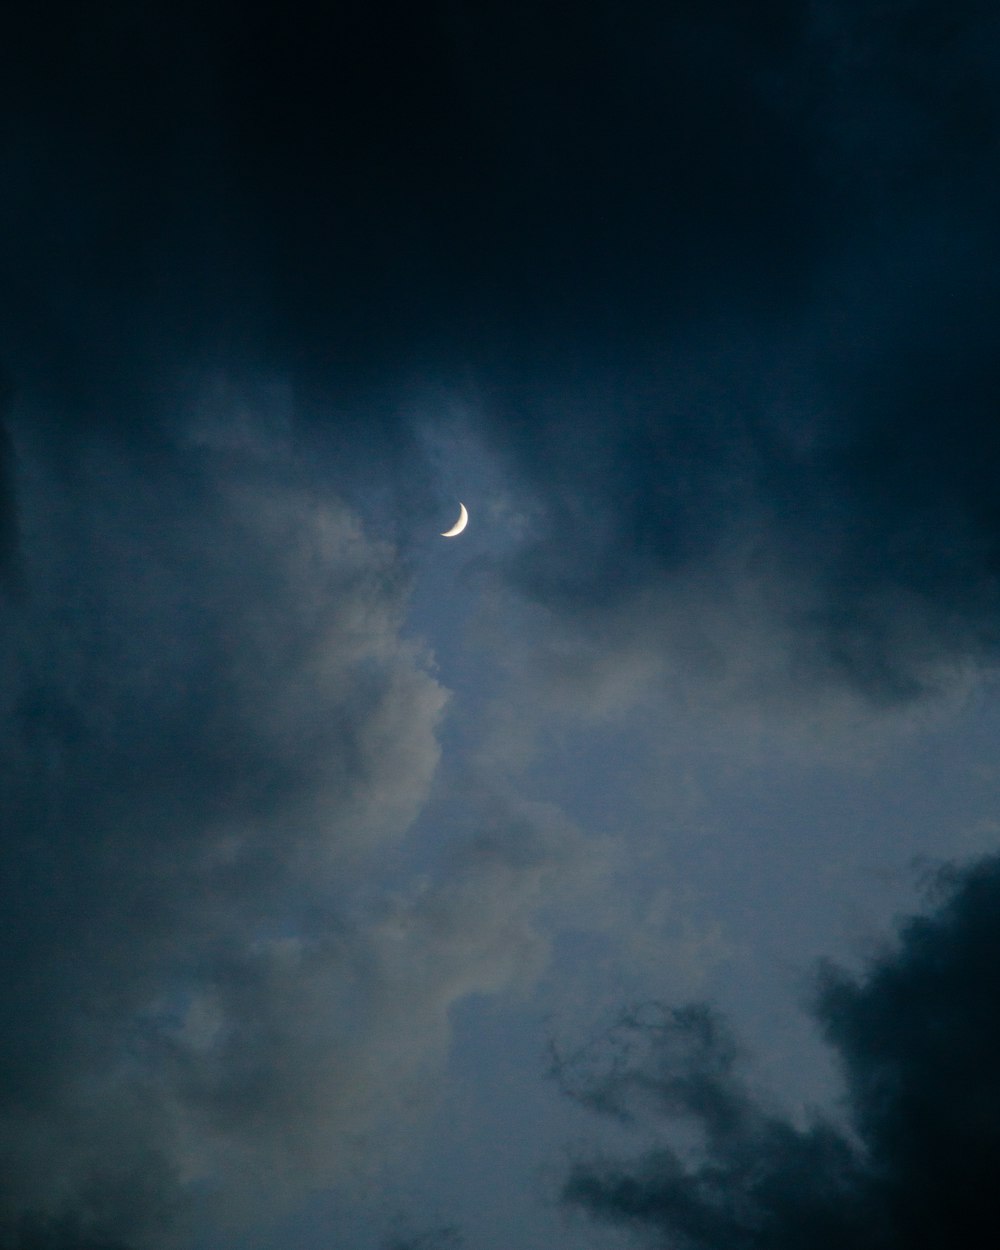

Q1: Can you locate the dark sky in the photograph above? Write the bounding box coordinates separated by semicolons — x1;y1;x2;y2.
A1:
3;4;1000;1249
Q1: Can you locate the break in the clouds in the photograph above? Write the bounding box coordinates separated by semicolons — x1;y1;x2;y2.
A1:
558;852;1000;1250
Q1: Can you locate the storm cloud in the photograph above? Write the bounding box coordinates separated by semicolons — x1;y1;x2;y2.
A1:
558;853;1000;1249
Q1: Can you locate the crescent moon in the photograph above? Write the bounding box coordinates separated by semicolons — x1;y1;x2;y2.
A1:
441;502;469;538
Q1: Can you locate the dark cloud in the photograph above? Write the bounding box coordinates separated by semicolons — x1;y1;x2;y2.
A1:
0;0;954;395
0;1;824;392
4;2;1000;711
557;853;1000;1248
456;0;1000;709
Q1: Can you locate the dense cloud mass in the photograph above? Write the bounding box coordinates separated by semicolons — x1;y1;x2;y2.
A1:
558;854;1000;1249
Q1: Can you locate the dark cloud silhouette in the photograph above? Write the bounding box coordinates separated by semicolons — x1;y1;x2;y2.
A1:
557;854;1000;1248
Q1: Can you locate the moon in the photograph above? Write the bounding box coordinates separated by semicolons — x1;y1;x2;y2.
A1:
441;502;469;538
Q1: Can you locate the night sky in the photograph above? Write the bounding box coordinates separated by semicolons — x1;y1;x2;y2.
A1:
4;4;1000;1248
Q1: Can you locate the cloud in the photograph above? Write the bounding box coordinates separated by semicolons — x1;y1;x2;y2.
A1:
0;382;21;592
0;400;602;1249
2;1213;134;1250
381;1225;464;1250
482;246;1000;717
5;2;1000;720
556;852;1000;1248
5;7;1000;1250
0;406;441;1245
440;1;1000;719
